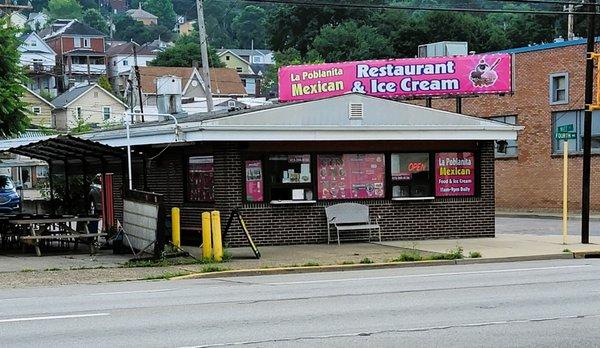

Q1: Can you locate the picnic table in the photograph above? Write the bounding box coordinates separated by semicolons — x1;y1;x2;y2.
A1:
9;216;106;256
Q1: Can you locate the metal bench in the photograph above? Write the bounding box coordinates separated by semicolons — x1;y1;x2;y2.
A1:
325;203;381;245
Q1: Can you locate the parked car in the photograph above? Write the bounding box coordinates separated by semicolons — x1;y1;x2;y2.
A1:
0;175;21;214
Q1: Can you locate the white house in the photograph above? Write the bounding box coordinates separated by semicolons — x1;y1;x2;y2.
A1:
8;12;27;29
18;32;57;97
27;12;49;31
106;41;156;94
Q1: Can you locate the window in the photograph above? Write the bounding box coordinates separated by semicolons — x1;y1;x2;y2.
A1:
267;154;313;201
252;56;263;63
94;91;99;98
187;156;214;202
113;61;117;66
317;154;385;200
123;60;128;66
82;38;91;48
102;106;111;120
74;36;81;48
35;166;48;178
30;40;37;47
550;73;568;104
225;55;230;61
236;67;243;73
32;106;41;115
391;153;431;198
490;116;518;157
240;78;246;87
552;110;600;153
76;107;82;118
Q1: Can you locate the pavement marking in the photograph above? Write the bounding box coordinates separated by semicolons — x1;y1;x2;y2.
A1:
263;264;591;285
180;313;600;347
0;288;177;302
0;312;110;324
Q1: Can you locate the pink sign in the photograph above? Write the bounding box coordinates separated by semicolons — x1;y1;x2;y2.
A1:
245;160;263;202
278;54;512;102
435;152;475;197
318;154;385;200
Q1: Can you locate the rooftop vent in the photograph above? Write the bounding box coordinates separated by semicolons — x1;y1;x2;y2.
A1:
349;102;363;119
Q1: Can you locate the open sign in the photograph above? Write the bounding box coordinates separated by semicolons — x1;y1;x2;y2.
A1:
408;162;427;172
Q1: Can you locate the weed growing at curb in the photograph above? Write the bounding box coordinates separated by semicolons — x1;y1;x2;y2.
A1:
468;251;482;258
20;269;35;272
563;248;571;253
144;271;190;280
359;257;374;264
340;260;355;265
393;252;423;262
44;268;61;272
302;261;321;267
202;265;227;273
430;246;464;260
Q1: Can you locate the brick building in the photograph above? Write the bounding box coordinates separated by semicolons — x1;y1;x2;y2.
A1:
86;93;518;246
418;39;600;213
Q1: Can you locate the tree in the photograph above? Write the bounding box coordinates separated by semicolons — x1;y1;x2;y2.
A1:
113;14;174;44
83;8;109;34
261;48;323;96
151;33;225;68
231;5;267;49
98;75;114;95
142;0;176;27
0;17;30;137
309;21;393;62
45;0;83;21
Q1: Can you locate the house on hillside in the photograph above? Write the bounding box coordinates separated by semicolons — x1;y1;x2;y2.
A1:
39;20;107;91
100;0;129;13
18;32;57;97
126;3;158;25
6;11;27;29
216;49;275;96
127;67;247;111
51;84;127;130
106;42;156;94
145;37;173;53
26;12;49;31
22;86;54;128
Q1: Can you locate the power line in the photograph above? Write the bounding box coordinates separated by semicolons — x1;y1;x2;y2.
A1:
240;0;600;15
487;0;599;6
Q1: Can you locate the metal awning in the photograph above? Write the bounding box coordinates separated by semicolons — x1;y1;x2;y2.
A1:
6;135;125;163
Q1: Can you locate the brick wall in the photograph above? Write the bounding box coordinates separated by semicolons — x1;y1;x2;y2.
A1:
412;43;600;212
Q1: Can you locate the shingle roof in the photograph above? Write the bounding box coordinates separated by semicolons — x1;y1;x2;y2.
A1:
217;48;273;57
39;20;105;40
126;5;158;20
106;42;155;56
137;67;247;96
51;84;94;108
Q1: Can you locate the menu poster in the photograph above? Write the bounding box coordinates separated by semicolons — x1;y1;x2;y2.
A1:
435;152;475;197
318;154;385;200
188;156;214;202
245;160;263;202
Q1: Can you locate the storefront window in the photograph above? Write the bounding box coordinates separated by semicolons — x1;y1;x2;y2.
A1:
245;160;263;202
391;153;430;198
187;156;214;202
434;152;475;197
267;155;313;201
317;154;385;200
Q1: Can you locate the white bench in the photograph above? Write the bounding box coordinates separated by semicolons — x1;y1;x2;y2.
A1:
325;203;381;245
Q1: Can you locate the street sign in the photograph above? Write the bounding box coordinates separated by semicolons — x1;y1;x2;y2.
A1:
557;124;574;132
556;132;577;140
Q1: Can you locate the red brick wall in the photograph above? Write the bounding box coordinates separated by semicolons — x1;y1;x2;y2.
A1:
415;43;600;212
143;141;496;247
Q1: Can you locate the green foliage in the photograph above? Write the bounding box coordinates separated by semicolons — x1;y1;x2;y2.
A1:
97;75;114;94
45;0;83;21
0;18;29;137
261;48;323;96
113;14;174;44
70;116;93;134
310;21;393;63
469;251;482;258
302;261;320;267
150;33;224;68
393;252;423;262
201;265;226;273
231;5;267;49
142;0;176;27
38;90;55;102
430;246;465;260
83;8;109;34
359;257;374;264
563;248;571;253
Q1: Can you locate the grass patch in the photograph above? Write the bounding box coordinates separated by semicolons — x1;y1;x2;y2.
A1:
340;260;355;265
201;265;227;273
302;261;321;267
468;251;482;258
359;257;374;264
20;269;35;272
430;246;464;260
143;271;190;280
393;251;423;262
124;257;210;268
44;267;62;272
563;248;572;253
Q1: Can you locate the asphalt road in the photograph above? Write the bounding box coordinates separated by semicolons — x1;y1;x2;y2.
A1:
2;259;600;347
496;216;600;236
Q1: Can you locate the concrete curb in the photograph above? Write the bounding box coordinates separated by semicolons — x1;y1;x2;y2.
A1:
496;212;600;221
573;250;600;258
170;253;575;280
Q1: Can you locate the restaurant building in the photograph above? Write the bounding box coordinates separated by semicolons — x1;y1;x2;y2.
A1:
422;39;600;212
85;93;519;246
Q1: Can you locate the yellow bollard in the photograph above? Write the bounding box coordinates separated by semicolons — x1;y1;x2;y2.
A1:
211;210;223;262
171;207;180;248
201;212;212;259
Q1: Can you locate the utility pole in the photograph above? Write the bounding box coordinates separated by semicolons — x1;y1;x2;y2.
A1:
196;0;214;112
582;0;596;244
565;4;575;40
132;43;145;122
